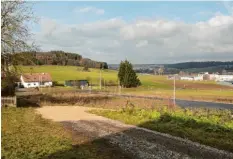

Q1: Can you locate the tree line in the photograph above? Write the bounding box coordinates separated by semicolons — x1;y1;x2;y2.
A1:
13;51;108;69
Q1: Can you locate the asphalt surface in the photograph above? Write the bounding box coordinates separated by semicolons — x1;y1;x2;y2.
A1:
176;99;233;110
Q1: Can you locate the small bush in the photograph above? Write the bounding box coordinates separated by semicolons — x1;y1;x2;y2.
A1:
82;65;90;72
52;81;64;87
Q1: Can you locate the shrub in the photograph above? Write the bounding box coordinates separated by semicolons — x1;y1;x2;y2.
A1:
82;65;90;72
1;73;18;96
52;81;64;87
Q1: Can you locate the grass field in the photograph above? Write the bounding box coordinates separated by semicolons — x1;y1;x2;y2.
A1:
90;106;233;152
20;65;233;102
20;65;217;88
1;107;129;159
20;65;118;85
121;88;233;102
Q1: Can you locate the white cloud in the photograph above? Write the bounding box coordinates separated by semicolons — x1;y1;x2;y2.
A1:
40;17;57;36
34;14;233;64
207;15;233;26
75;6;105;15
136;40;148;48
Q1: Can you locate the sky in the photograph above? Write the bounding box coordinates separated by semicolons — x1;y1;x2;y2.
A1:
30;1;233;64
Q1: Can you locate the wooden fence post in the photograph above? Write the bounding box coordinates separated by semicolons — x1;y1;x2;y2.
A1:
14;96;17;107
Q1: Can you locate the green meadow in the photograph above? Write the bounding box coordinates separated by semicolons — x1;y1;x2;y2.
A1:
20;65;219;86
20;65;118;85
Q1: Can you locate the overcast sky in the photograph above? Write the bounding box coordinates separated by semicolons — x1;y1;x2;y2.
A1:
31;1;233;64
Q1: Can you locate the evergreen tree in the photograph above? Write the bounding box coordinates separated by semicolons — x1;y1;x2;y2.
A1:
118;60;141;88
118;61;126;86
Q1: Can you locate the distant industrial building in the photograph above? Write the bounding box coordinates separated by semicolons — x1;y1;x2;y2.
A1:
215;75;233;82
168;72;233;82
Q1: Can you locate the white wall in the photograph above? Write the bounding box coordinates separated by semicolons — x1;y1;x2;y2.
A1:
22;81;40;88
41;82;53;87
193;76;203;81
180;77;193;81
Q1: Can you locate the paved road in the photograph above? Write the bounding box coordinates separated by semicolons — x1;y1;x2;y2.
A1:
176;99;233;110
37;106;233;159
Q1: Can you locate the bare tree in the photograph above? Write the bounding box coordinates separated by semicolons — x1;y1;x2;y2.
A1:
1;1;37;96
1;1;37;72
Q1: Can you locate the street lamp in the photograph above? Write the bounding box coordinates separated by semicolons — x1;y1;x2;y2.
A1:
173;75;176;106
99;66;103;90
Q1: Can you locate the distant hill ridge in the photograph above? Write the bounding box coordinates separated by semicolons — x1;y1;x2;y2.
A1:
14;51;108;69
165;61;233;70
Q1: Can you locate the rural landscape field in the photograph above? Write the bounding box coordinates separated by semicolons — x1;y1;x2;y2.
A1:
2;1;233;159
21;65;233;103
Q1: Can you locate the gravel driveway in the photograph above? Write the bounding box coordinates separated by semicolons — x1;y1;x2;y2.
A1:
37;106;233;159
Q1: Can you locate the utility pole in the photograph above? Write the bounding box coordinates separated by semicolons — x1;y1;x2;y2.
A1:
173;75;176;106
39;74;41;93
118;80;121;95
40;74;42;93
99;67;102;90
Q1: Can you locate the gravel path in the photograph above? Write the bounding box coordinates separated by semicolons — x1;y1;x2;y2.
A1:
37;106;233;159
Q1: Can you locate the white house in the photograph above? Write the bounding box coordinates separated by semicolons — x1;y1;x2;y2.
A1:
193;76;203;81
180;76;194;81
180;76;203;81
209;74;219;80
20;73;52;88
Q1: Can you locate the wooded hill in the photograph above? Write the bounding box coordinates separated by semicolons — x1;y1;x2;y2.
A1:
13;51;108;69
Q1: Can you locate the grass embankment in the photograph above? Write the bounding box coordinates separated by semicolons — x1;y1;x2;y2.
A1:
122;88;233;103
1;107;130;159
90;106;233;152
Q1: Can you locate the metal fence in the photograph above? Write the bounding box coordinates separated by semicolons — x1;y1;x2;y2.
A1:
1;96;17;107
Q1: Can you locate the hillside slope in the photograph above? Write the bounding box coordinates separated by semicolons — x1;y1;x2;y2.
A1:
14;51;108;69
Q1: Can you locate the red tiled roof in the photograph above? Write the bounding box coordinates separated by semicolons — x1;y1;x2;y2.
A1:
21;73;52;82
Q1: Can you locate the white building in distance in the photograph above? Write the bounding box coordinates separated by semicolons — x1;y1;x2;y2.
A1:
216;75;233;82
180;76;194;81
20;73;53;88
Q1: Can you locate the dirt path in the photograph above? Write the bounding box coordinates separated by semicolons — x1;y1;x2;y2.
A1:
37;106;233;159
